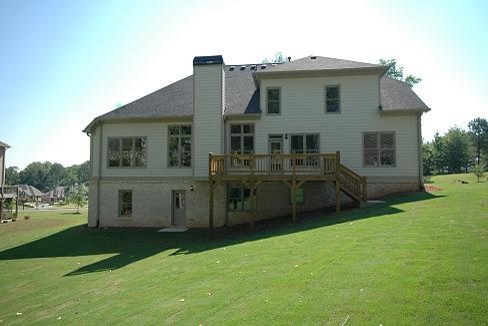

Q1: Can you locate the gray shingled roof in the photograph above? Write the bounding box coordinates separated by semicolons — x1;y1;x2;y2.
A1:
380;77;430;112
258;56;385;73
98;75;193;121
17;184;44;197
224;65;260;114
84;56;428;132
0;141;11;148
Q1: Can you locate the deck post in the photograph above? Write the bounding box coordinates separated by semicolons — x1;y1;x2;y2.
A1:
292;180;297;222
15;187;19;220
208;153;214;235
0;187;3;222
250;182;255;230
335;151;341;214
362;176;368;201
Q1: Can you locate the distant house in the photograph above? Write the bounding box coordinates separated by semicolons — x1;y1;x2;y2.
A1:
83;55;430;229
17;184;44;202
42;186;66;203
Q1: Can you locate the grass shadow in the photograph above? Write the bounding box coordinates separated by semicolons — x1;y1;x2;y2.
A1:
0;191;442;276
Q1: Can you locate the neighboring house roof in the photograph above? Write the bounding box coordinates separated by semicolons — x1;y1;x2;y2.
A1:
83;56;428;132
17;184;44;197
0;141;11;148
257;56;384;73
380;77;430;112
44;186;66;198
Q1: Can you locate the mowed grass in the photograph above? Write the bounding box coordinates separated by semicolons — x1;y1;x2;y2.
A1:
0;174;487;325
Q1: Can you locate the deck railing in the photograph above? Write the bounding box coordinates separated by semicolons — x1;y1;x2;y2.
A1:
0;186;18;199
210;153;338;177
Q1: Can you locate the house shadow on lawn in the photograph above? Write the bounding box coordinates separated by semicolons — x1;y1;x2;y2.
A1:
0;191;442;276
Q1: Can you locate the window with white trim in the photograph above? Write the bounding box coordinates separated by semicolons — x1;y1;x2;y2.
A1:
266;88;280;114
119;190;133;217
168;125;191;167
228;183;254;211
290;134;320;166
230;124;254;154
325;86;340;113
363;132;395;166
108;137;147;168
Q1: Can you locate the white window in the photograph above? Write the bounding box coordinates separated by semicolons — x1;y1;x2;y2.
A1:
325;86;340;113
363;132;395;166
230;124;254;154
108;137;147;168
119;190;133;217
168;125;192;167
266;88;280;114
228;183;254;211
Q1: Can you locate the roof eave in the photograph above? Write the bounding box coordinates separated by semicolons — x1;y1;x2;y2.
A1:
380;107;431;114
254;66;389;79
83;115;194;134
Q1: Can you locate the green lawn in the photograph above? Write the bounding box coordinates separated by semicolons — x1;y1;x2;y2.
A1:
0;174;487;325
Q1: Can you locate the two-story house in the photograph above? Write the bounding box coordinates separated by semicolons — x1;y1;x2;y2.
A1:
83;55;429;228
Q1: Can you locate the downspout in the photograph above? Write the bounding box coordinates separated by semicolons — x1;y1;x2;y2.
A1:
96;122;103;227
417;113;424;190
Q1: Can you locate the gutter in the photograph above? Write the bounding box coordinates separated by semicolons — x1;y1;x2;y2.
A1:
417;113;424;190
97;122;103;227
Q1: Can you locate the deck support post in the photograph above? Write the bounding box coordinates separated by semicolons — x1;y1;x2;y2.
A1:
335;151;341;214
291;180;297;222
249;152;256;230
15;187;19;220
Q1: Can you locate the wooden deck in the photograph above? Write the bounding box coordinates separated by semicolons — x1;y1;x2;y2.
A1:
208;151;367;230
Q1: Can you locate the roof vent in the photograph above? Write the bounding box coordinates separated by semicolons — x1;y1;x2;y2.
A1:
250;65;256;70
311;56;317;60
261;64;267;69
272;63;277;66
229;66;235;71
240;65;246;70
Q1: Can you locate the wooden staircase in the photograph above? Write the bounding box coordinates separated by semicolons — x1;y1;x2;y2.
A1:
338;164;367;203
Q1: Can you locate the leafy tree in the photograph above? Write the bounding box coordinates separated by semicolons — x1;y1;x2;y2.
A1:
76;161;90;184
443;127;471;173
471;163;485;183
422;142;435;175
467;117;488;165
19;161;52;192
262;52;287;64
431;132;447;174
378;58;422;87
5;166;20;185
46;163;67;191
67;184;88;214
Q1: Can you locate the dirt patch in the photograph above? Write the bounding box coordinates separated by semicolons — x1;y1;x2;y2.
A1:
425;184;442;192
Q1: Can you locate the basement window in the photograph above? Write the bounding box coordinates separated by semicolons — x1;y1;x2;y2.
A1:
119;190;133;217
228;183;254;211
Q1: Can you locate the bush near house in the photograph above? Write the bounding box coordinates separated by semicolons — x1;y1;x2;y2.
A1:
0;174;486;324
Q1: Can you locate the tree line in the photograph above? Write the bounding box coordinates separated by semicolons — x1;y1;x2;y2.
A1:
423;117;488;175
5;161;90;192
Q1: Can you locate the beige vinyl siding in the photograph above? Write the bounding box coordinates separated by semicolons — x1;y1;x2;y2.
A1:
94;122;193;178
193;64;224;177
234;74;419;178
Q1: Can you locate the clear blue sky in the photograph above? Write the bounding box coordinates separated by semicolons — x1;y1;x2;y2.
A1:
1;0;487;169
